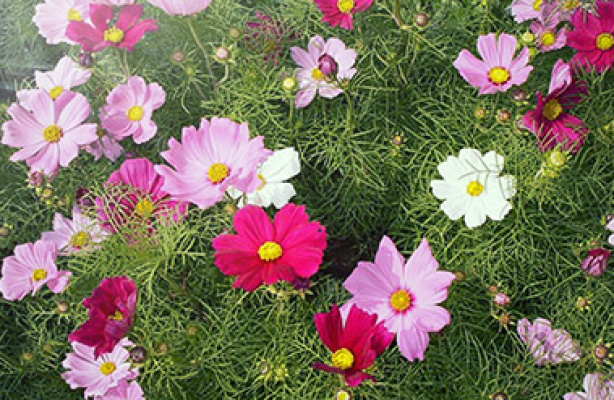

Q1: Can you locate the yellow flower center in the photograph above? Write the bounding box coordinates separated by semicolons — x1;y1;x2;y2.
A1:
532;0;542;11
207;163;229;184
99;361;116;375
256;174;267;191
49;86;64;100
596;33;614;51
563;0;579;10
108;309;124;321
70;231;91;248
257;241;283;261
541;32;556;47
488;67;510;85
543;99;563;121
337;0;354;14
134;199;154;217
466;181;484;197
331;348;354;370
67;8;82;22
104;27;124;43
43;125;63;143
311;68;325;81
390;289;412;312
127;106;144;121
31;269;47;282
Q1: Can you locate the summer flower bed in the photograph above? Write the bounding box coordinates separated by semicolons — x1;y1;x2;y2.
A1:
1;0;614;398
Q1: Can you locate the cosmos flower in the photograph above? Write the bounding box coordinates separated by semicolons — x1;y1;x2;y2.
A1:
607;218;614;246
509;0;543;23
85;127;125;162
564;372;614;400
580;248;610;277
453;33;533;94
147;0;212;16
531;3;568;52
212;203;327;291
33;0;91;45
41;206;107;255
517;318;582;366
94;380;144;400
567;1;614;72
312;0;373;30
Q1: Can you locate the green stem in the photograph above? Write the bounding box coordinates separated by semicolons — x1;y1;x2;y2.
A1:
393;0;403;27
114;48;130;80
343;90;354;134
186;17;215;86
215;64;230;90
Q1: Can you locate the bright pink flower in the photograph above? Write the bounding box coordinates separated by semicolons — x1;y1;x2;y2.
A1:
567;1;614;72
41;206;107;255
453;33;533;95
581;248;610;277
531;4;568;52
313;304;394;387
509;0;543;23
0;240;71;301
97;158;187;233
66;4;158;53
85;128;124;162
523;60;587;152
312;0;372;30
62;338;139;398
564;372;614;400
69;276;137;358
291;35;357;108
1;90;98;175
343;236;456;361
517;318;582;366
212;204;327;291
33;0;91;45
100;76;165;144
154;117;271;209
94;380;144;400
147;0;212;16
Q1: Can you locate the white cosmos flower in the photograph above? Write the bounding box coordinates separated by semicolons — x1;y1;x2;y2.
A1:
228;147;300;209
430;148;516;228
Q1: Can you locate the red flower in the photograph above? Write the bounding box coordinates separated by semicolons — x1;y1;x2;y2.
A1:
312;0;373;30
313;304;394;387
69;276;137;358
581;248;610;277
567;1;614;72
212;203;327;291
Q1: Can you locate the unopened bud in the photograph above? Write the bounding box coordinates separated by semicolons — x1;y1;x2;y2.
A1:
413;13;430;28
214;47;231;63
78;52;93;68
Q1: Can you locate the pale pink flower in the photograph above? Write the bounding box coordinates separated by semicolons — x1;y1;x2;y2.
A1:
1;91;98;175
607;218;614;246
147;0;212;16
100;76;165;144
0;240;71;301
531;4;568;52
154;118;271;209
98;0;135;5
564;372;614;400
33;0;91;45
61;338;138;398
453;33;533;95
85;128;124;162
94;380;144;400
517;318;582;366
41;206;107;255
291;35;357;108
343;236;456;361
510;0;543;23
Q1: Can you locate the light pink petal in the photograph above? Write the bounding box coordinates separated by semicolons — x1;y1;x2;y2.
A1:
397;324;430;361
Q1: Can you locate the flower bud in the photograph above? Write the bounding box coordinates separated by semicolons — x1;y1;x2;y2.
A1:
75;187;93;208
335;389;352;400
496;109;512;123
581;248;610;277
78;52;93;68
28;171;45;188
130;346;147;363
318;54;337;76
511;88;527;102
56;301;69;314
0;225;10;239
229;28;241;39
593;344;609;361
494;292;511;307
474;107;487;119
454;271;466;281
487;284;499;294
491;392;508;400
575;297;590;311
291;277;311;291
392;135;403;146
413;13;430;28
171;50;185;63
282;77;297;92
214;46;231;63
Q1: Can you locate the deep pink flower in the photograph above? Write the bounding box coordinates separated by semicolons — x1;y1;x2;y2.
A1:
453;33;533;95
517;318;582;366
343;236;456;361
567;1;614;72
1;90;97;175
245;11;296;65
312;0;372;30
33;0;91;45
66;4;158;53
564;372;614;400
41;206;107;255
94;380;144;400
313;304;394;387
69;276;137;358
581;248;610;277
212;203;327;291
100;76;165;144
154;118;271;209
0;240;71;301
147;0;212;16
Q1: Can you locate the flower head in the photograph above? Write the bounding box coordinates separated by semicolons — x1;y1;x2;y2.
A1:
312;0;373;30
85;127;124;162
567;1;614;72
212;203;327;291
41;206;107;255
453;33;533;94
509;0;544;23
531;4;568;52
517;318;582;366
581;248;610;277
94;380;144;400
147;0;211;15
0;240;71;301
33;0;91;45
564;372;614;400
313;304;394;387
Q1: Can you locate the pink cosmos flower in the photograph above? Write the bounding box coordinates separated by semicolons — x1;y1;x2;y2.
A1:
312;0;372;30
154;117;271;209
607;218;614;246
62;338;139;398
564;372;614;400
147;0;212;16
531;4;568;52
509;0;543;23
33;0;91;45
66;4;158;53
100;76;165;144
517;318;582;366
17;56;92;108
567;1;614;72
85;127;124;162
343;236;456;361
94;380;144;400
291;35;357;108
522;60;587;152
99;0;135;5
453;33;533;95
41;206;107;255
580;248;610;277
0;240;71;301
1;90;98;175
212;203;327;291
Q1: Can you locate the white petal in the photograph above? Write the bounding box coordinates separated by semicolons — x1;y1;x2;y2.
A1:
482;150;505;173
463;198;487;228
440;196;469;221
430;179;465;200
260;148;300;183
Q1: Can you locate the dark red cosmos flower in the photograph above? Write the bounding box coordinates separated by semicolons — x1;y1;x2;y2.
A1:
567;1;614;73
69;276;137;358
313;304;394;387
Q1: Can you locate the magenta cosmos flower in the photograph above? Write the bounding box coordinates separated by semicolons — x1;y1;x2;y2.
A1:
567;1;614;72
1;90;98;175
313;304;394;387
212;203;327;291
94;380;144;400
0;240;71;301
100;76;165;144
523;60;587;152
98;158;187;233
33;0;91;45
41;206;107;255
147;0;212;16
154;117;271;209
62;338;139;398
564;372;614;400
453;33;533;95
343;236;456;361
313;0;372;30
517;318;582;366
66;4;158;53
291;35;357;108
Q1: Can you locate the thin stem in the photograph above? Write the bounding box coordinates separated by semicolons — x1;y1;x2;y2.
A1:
392;0;404;27
186;17;215;86
114;48;130;80
214;64;230;90
343;90;355;134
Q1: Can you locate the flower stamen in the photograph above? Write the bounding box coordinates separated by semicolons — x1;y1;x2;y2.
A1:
207;163;229;184
331;348;354;370
31;269;47;282
43;125;63;143
466;181;484;197
258;241;282;261
488;67;510;85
